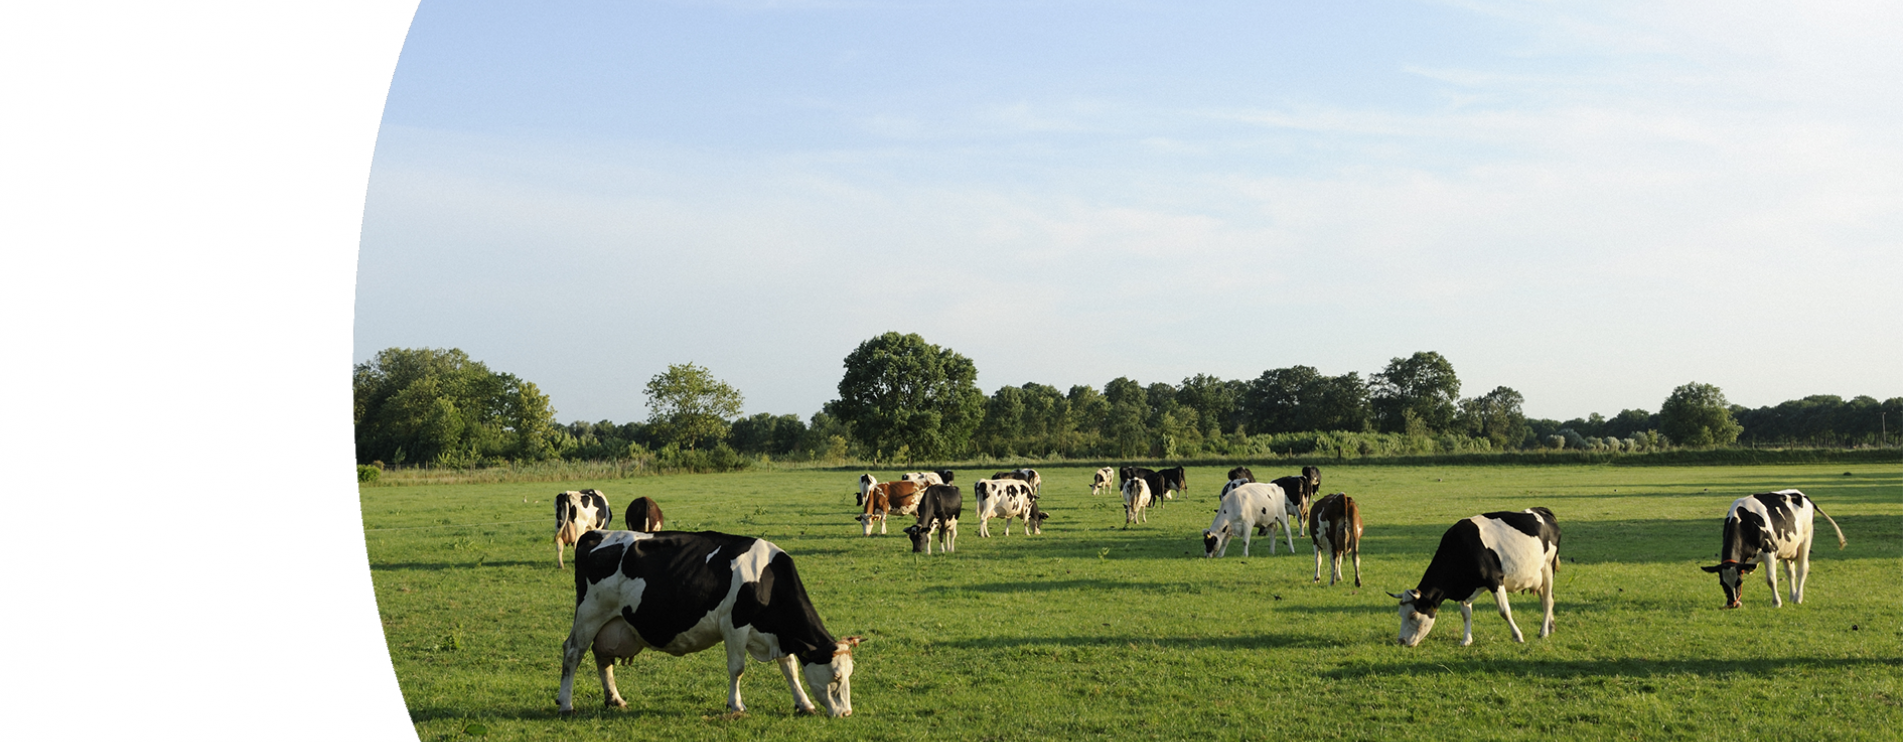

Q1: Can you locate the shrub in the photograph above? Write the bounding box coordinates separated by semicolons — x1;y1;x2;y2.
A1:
357;464;381;484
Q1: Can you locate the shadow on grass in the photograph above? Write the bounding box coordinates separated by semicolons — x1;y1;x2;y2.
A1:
934;631;1353;651
1325;655;1899;680
406;704;690;724
373;560;549;571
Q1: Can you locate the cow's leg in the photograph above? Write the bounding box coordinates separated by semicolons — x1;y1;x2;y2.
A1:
1792;544;1811;604
1763;556;1783;607
1539;565;1556;638
1459;601;1476;646
556;539;566;570
776;655;819;715
1350;544;1362;588
595;655;628;709
1312;536;1324;582
879;512;887;535
725;641;749;713
1494;587;1526;643
557;631;584;712
1282;519;1298;556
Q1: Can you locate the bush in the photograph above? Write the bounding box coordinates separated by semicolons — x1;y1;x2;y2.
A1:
356;464;381;484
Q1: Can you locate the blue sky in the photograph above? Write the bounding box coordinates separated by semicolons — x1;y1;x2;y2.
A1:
356;0;1903;424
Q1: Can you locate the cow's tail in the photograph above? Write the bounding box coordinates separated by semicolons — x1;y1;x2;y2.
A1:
1813;500;1847;549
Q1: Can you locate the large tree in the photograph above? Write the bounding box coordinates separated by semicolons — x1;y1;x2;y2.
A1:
1371;351;1462;435
352;347;561;465
644;362;745;450
1458;386;1531;449
1659;381;1743;447
828;332;985;460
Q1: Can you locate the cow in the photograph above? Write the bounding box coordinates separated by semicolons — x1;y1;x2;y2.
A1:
1700;489;1846;609
857;480;924;536
1121;477;1153;527
854;474;877;507
1159;466;1187;500
1390;508;1561;647
555;489;613;569
904;484;962;554
989;468;1041;495
1090;467;1116;495
555;529;862;717
1310;493;1362;587
1203;482;1295;557
973;478;1037;537
1226;466;1255;484
1268;473;1318;536
900;471;943;488
625;496;664;533
1120;466;1178;506
1026;499;1050;535
938;469;955;484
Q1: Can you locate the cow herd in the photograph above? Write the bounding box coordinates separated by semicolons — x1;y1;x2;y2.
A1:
542;472;1849;718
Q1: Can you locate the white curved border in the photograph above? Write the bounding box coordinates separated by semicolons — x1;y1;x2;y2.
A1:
1;3;421;739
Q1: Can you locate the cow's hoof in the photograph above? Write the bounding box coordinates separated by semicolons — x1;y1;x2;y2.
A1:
606;699;628;709
794;706;817;716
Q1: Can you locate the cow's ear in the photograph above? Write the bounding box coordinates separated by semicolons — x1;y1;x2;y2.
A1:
842;635;864;647
1700;564;1725;573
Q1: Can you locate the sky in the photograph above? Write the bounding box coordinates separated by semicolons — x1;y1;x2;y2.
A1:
355;0;1903;425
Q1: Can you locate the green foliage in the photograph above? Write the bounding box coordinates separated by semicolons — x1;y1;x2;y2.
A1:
1370;351;1462;435
1456;386;1530;449
829;332;985;460
644;363;744;450
352;347;562;465
1660;381;1744;447
357;464;382;484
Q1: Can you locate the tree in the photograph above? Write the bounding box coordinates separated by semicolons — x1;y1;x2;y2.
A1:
1457;386;1530;449
1175;374;1244;437
1658;382;1743;447
352;347;560;465
644;362;744;450
1371;352;1462;435
828;332;985;460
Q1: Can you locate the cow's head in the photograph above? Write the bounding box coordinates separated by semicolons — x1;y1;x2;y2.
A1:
903;523;930;553
1700;560;1758;609
804;636;860;717
1202;527;1224;557
1390;589;1438;646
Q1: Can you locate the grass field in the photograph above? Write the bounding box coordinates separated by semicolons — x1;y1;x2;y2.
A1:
363;463;1902;741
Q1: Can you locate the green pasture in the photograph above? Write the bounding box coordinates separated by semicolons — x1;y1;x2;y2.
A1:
364;463;1902;741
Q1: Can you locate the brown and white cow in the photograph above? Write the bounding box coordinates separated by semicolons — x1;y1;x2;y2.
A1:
624;496;664;533
555;489;612;569
1310;493;1362;587
857;480;924;536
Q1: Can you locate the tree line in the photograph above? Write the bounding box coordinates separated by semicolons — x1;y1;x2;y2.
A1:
353;336;1903;468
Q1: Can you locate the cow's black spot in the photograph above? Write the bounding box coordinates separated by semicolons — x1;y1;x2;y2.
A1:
732;551;838;666
617;532;759;650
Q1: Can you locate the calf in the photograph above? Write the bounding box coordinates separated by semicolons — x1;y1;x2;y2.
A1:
973;478;1037;537
1203;482;1295;557
1309;493;1362;586
1391;508;1561;646
1090;467;1116;495
625;496;664;533
1121;478;1153;527
904;484;962;554
555;489;613;569
857;480;923;536
1700;489;1845;609
556;530;861;716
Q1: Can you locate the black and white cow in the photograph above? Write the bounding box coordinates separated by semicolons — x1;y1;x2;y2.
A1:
904;484;962;554
1390;508;1561;646
1225;466;1255;484
855;474;877;507
900;471;944;488
1090;467;1116;495
1700;489;1845;609
556;530;861;716
555;489;613;569
1268;473;1318;536
1159;466;1187;501
973;478;1037;537
625;496;664;533
1309;493;1362;587
1120;466;1179;506
1121;477;1153;527
1203;482;1294;557
989;468;1042;495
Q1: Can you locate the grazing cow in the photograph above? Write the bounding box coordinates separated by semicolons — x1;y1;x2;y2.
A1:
1203;482;1295;557
1121;478;1153;527
857;480;924;536
1120;466;1176;506
1026;499;1050;535
904;484;962;554
1700;489;1846;609
1226;466;1255;484
1159;466;1187;500
556;530;862;716
625;496;664;533
1390;508;1561;647
1310;493;1362;586
1090;467;1116;495
855;474;877;507
1268;474;1318;536
555;489;613;569
973;479;1038;537
989;468;1042;494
